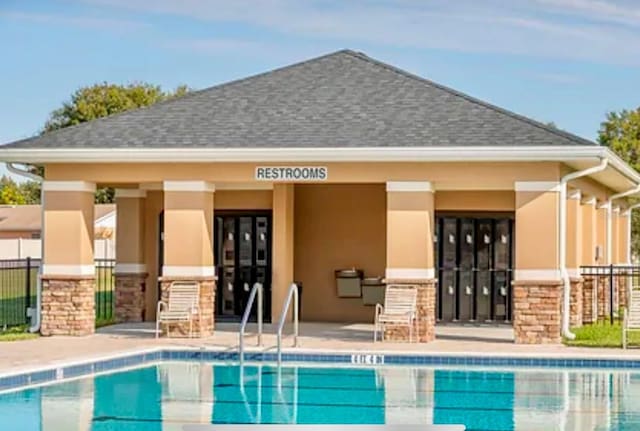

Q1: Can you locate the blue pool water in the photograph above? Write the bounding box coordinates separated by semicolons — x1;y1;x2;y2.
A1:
1;362;639;431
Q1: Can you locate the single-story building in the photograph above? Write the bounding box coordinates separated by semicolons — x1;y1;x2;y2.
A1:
0;50;637;343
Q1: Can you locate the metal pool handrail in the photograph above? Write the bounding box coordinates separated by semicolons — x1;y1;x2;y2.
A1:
276;283;299;364
239;282;263;364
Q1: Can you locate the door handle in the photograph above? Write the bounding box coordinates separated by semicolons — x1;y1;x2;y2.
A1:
465;285;472;295
482;286;490;296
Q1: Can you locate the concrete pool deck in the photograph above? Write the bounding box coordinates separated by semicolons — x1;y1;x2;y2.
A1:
1;322;639;375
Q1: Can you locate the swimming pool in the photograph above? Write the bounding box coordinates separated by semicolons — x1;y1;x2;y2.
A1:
1;360;639;431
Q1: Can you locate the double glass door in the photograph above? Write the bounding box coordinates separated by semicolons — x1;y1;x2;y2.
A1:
214;212;272;321
436;216;513;323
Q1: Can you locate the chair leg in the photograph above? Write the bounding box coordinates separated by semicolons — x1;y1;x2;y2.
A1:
156;320;160;339
189;319;194;339
409;324;413;343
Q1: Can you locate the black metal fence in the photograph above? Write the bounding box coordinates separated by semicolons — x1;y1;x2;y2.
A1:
0;258;115;328
580;265;640;324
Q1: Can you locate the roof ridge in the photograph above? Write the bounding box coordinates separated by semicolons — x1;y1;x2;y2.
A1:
4;49;356;148
342;50;597;146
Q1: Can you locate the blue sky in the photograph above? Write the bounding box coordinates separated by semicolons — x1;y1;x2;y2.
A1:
0;0;639;161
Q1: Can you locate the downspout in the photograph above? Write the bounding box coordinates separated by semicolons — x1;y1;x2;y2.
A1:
6;163;43;333
626;202;640;264
560;158;608;340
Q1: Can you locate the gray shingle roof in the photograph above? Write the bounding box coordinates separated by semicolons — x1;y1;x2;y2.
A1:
2;50;596;149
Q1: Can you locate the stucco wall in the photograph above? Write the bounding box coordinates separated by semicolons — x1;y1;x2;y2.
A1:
294;184;386;323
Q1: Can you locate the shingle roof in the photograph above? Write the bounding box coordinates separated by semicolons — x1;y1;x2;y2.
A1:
0;204;115;231
2;50;596;149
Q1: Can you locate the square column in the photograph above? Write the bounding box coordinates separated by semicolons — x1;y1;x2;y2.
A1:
159;181;215;337
41;181;96;336
272;184;295;321
581;197;597;324
114;189;147;323
513;181;561;344
596;202;610;319
566;190;583;328
384;181;436;343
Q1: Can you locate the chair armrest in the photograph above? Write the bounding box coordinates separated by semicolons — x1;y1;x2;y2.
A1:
157;301;167;314
375;303;384;316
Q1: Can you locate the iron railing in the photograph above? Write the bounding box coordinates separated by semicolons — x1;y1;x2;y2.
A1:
580;265;640;324
0;257;40;327
0;258;115;328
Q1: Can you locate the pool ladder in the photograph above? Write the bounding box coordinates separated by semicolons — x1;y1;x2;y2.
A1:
277;283;300;365
238;282;263;365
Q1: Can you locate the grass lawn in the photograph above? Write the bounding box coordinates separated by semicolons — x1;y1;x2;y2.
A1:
0;325;38;342
565;320;640;348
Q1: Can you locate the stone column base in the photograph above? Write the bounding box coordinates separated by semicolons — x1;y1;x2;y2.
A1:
513;280;562;344
381;279;436;343
115;273;147;323
41;276;95;336
582;276;596;324
570;277;583;328
597;276;610;320
618;271;628;311
158;277;215;337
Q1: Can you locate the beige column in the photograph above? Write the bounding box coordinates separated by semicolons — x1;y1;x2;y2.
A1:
596;201;610;319
385;181;436;343
159;181;215;336
566;189;583;328
41;181;96;336
272;183;295;321
612;207;620;264
620;209;631;264
513;181;562;344
114;189;147;323
581;197;597;324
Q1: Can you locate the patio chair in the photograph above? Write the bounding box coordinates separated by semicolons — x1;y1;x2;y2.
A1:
156;281;201;339
374;284;418;343
623;288;640;349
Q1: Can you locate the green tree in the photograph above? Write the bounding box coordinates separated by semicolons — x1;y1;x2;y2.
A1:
19;181;41;205
599;107;640;259
40;82;189;203
0;176;26;205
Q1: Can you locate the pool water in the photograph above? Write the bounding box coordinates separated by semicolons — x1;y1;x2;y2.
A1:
1;362;639;431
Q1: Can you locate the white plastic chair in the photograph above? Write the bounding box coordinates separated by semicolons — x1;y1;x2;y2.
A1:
623;289;640;349
374;285;418;342
156;281;201;338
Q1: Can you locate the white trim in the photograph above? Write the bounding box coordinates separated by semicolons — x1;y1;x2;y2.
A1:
114;189;146;199
386;181;433;192
140;182;163;191
622;209;631;217
42;181;96;193
162;265;215;277
114;263;147;274
581;196;597;206
567;190;582;200
597;202;610;209
385;268;435;280
566;268;581;278
514;269;561;281
514;181;560;192
42;264;95;276
163;181;215;192
215;182;274;190
613;206;620;214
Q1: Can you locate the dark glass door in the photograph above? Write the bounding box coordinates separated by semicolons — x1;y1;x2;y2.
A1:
214;212;272;322
436;215;514;323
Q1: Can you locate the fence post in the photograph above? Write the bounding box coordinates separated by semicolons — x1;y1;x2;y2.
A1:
25;257;31;313
609;263;614;325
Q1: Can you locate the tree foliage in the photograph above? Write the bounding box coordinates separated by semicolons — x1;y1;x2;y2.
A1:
599;107;640;259
0;176;26;205
43;82;189;132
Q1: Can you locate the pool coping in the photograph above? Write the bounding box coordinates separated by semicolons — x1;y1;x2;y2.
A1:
2;344;640;393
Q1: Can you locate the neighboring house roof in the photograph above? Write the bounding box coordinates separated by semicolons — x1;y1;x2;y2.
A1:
0;204;115;231
1;50;595;150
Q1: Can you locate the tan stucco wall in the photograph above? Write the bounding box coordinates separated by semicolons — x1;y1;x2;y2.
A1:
115;196;144;264
43;190;94;266
294;184;386;322
596;204;608;264
144;190;163;320
515;190;559;271
45;161;561;187
272;184;294;320
612;209;620;264
581;200;597;266
566;193;582;270
435;191;515;211
0;230;39;239
163;191;214;268
214;190;272;210
386;190;434;271
619;211;630;263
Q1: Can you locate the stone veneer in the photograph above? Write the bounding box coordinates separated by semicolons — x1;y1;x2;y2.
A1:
41;276;95;336
569;277;583;328
158;277;215;337
380;279;436;343
597;276;611;320
115;273;147;323
513;280;562;344
582;276;596;324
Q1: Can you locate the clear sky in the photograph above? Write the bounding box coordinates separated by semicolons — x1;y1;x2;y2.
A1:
0;0;639;161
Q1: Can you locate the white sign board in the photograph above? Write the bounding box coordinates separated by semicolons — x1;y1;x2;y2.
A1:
255;166;328;181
